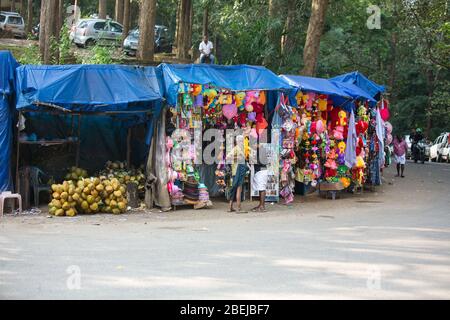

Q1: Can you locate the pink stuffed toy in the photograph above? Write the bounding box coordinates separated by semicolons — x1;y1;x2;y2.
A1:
333;126;344;140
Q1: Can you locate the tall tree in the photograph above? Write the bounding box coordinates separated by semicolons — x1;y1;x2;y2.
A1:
137;0;157;62
115;0;124;24
302;0;329;76
176;0;193;60
39;0;57;64
264;0;284;69
174;0;181;53
281;0;297;56
122;0;130;44
26;0;32;34
99;0;107;19
19;0;25;15
10;0;15;11
202;6;208;37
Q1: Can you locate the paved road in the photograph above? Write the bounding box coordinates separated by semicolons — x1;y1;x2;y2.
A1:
1;161;449;299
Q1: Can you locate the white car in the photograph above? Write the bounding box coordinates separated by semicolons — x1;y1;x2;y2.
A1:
70;18;123;47
440;141;450;163
429;132;449;162
0;11;26;38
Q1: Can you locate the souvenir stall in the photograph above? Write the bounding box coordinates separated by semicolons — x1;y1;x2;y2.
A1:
279;75;378;200
331;72;389;188
158;64;292;209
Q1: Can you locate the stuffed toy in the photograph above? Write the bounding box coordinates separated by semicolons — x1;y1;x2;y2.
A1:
191;84;202;96
318;98;328;112
338;110;347;127
340;177;351;188
251;101;264;114
223;104;237;120
218;94;232;105
235;92;246;107
333;126;344;140
245;104;254;112
258;91;266;105
316;119;325;134
356;120;369;135
356;136;365;156
296;91;304;106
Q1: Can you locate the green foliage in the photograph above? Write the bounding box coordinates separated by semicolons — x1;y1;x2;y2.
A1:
59;24;75;64
80;43;122;65
18;43;41;65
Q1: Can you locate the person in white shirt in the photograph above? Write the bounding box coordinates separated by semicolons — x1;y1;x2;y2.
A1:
199;35;215;64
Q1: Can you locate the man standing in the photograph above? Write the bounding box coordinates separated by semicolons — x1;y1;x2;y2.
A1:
393;134;407;178
251;145;268;212
199;35;215;64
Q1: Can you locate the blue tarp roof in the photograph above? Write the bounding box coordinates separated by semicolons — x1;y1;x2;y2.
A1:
1;51;19;192
0;51;19;94
280;74;351;98
330;80;376;103
330;71;385;98
15;64;163;112
158;63;292;106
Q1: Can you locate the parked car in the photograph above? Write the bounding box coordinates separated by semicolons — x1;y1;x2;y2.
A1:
123;25;172;56
0;11;26;38
70;18;124;47
440;141;450;163
429;132;449;162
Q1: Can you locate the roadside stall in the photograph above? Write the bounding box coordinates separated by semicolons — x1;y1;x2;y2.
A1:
279;74;378;200
157;63;292;209
14;64;164;215
331;72;389;188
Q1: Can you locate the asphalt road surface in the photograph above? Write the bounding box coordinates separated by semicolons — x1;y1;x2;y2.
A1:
1;161;449;299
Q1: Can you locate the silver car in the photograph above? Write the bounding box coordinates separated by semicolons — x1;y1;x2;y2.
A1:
70;18;123;47
0;11;26;38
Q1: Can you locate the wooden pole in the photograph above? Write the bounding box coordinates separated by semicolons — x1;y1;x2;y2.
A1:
15;111;21;193
76;114;81;167
126;127;131;168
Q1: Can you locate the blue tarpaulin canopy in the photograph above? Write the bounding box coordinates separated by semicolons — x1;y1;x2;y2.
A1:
330;71;385;98
158;63;292;106
330;80;377;103
0;51;19;191
16;64;163;112
279;74;351;98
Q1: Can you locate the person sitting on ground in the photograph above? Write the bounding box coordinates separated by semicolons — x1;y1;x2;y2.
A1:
199;35;215;64
251;145;268;212
393;134;407;178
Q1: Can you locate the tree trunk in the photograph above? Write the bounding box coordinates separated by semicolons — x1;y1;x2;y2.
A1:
176;0;193;60
19;0;25;15
388;32;397;94
99;0;107;19
264;0;284;69
281;0;296;56
26;0;32;34
174;0;181;54
39;0;57;64
122;0;130;45
202;5;209;37
115;0;124;24
10;0;15;11
302;0;329;76
137;0;157;62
